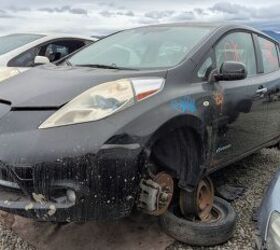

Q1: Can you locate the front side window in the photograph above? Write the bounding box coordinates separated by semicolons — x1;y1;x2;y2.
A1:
8;47;39;67
215;32;257;76
197;57;213;79
0;34;44;56
9;40;87;67
39;40;86;62
68;26;213;69
258;36;279;73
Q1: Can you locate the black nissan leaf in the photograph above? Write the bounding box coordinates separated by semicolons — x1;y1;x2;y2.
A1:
0;22;279;246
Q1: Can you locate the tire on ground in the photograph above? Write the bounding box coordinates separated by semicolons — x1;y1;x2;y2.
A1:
159;196;237;246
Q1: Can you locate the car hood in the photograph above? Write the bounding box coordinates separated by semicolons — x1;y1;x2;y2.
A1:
0;67;24;83
0;65;168;108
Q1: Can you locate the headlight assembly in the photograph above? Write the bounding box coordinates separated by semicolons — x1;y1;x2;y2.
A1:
39;77;165;129
266;211;280;250
0;67;20;82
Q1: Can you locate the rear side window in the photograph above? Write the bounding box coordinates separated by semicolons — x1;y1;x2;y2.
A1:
258;36;279;73
38;40;87;62
215;32;257;76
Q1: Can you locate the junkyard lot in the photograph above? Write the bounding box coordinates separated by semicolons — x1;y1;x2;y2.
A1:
0;148;279;250
172;148;280;250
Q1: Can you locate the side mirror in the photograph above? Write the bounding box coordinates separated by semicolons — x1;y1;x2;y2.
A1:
34;56;50;66
219;62;248;81
208;62;248;83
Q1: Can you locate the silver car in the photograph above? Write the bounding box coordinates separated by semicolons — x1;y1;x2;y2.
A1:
256;168;280;250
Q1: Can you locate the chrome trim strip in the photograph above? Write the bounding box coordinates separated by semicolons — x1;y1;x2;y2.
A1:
0;179;20;189
100;143;141;150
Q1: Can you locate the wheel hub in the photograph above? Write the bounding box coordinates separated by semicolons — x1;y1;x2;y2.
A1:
138;172;174;216
180;177;214;221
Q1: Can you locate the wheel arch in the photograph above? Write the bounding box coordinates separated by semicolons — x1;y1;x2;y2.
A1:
144;114;211;191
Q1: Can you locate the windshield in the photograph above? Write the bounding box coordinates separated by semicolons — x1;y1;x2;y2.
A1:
0;34;45;56
69;26;213;69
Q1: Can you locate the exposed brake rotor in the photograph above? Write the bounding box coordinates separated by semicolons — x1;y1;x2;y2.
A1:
138;172;174;216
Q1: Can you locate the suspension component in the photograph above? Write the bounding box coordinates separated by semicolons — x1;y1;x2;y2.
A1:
138;172;174;216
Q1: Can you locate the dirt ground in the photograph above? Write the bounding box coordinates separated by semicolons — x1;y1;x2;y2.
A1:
0;148;279;250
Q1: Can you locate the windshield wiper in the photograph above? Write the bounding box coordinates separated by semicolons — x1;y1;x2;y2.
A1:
65;59;72;66
75;64;137;71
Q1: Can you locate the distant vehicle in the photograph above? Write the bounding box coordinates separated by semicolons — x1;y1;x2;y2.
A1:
256;167;280;250
0;33;96;81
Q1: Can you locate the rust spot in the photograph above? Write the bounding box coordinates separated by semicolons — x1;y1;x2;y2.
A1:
213;91;224;107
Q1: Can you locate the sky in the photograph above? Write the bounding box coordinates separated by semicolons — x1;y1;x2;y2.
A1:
0;0;280;36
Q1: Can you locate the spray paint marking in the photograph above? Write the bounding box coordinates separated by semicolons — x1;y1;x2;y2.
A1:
171;97;197;113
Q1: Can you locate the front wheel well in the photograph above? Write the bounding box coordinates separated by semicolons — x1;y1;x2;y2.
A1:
148;123;208;191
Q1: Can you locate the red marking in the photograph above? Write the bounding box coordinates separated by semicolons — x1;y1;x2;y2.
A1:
224;41;241;62
136;90;157;101
263;40;278;66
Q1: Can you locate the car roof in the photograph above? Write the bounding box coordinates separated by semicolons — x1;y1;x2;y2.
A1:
2;33;97;42
133;22;253;30
128;22;279;44
41;33;97;41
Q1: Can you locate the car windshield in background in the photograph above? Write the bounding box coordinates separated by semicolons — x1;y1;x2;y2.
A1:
69;26;213;69
0;34;45;56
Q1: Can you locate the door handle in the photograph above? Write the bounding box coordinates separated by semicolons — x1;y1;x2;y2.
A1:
256;87;268;94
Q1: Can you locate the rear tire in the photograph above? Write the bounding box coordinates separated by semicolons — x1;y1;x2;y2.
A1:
159;197;237;246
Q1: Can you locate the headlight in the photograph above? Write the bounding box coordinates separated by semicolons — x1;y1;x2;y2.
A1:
0;67;20;82
39;77;165;129
266;211;280;250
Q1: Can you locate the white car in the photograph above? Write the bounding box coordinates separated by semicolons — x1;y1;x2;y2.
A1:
0;33;96;81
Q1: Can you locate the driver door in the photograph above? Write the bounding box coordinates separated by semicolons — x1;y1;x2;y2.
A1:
211;32;267;164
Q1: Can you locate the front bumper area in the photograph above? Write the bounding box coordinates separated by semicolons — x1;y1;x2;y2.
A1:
0;146;142;222
0;187;76;221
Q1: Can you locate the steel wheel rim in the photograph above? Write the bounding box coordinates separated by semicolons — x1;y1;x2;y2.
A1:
196;177;214;221
179;177;214;221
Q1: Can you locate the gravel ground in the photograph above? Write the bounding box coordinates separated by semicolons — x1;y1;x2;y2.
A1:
0;223;34;250
171;148;280;250
0;148;279;250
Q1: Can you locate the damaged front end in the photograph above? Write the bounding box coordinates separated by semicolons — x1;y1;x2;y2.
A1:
0;145;142;222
